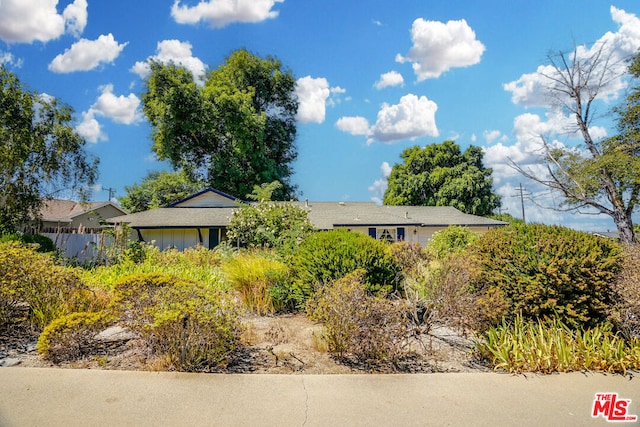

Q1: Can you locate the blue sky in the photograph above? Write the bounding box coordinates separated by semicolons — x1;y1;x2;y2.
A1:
1;1;640;231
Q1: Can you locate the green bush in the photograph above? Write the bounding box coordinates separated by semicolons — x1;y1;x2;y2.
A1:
0;241;100;329
0;233;55;252
306;270;412;369
110;273;241;371
426;226;479;260
296;230;401;297
468;223;622;331
389;241;428;274
221;251;290;314
37;311;113;363
227;200;315;255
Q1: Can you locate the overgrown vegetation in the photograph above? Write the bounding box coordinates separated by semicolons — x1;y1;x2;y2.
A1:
110;273;241;371
468;223;622;330
296;229;402;297
477;315;640;374
0;241;102;330
306;270;414;369
4;218;640;375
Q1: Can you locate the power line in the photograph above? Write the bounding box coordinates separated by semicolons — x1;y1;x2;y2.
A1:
103;187;116;201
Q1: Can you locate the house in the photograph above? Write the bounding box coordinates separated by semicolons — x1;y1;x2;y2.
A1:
108;188;507;251
35;199;127;234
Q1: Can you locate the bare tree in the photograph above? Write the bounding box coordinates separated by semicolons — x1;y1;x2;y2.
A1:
513;44;639;244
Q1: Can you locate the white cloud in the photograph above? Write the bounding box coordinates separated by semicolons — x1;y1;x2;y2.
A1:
49;34;127;73
131;40;206;80
396;18;485;81
76;110;105;143
483;129;506;144
368;161;392;204
375;71;404;89
295;76;330;124
171;0;283;28
91;84;141;125
76;85;141;142
0;0;87;43
0;51;22;67
63;0;87;37
504;7;640;108
370;94;439;143
336;116;370;136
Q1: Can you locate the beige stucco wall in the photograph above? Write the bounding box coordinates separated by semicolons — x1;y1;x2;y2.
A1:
138;229;202;251
337;225;499;246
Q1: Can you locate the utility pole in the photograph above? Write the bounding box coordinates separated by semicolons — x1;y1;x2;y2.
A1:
104;187;116;201
518;183;526;223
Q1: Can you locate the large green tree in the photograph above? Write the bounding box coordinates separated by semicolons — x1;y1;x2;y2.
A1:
514;47;640;244
0;66;98;232
120;170;203;213
383;141;500;216
141;49;298;201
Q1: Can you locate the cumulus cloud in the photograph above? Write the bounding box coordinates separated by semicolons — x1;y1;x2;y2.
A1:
171;0;283;28
295;76;330;123
131;40;206;80
504;7;640;108
0;0;87;43
76;85;142;142
368;161;392;204
396;18;485;81
295;76;345;123
370;94;439;143
336;116;370;136
375;71;404;89
49;34;127;73
76;110;105;143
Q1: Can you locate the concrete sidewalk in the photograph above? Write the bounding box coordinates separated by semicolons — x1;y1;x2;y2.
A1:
0;368;638;426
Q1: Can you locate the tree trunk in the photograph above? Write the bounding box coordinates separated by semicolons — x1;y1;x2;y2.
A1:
613;206;636;245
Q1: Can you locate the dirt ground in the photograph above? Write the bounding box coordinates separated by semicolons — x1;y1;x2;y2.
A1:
0;314;490;374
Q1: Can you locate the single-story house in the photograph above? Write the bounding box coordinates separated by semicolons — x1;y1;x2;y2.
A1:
107;188;507;251
35;199;127;234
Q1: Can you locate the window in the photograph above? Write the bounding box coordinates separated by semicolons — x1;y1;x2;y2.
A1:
368;227;405;242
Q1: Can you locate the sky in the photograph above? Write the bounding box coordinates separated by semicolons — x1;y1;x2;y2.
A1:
1;0;640;232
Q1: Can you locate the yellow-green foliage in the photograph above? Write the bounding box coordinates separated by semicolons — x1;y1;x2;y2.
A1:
0;241;100;329
477;315;640;374
82;245;226;291
110;273;241;371
306;269;412;368
37;311;113;363
426;226;479;260
468;223;622;330
221;251;289;314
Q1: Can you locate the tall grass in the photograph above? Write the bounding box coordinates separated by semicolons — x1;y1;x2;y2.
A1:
221;251;289;315
477;314;640;374
81;246;227;291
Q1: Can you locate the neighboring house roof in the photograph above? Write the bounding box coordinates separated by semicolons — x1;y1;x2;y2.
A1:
40;199;126;223
108;195;507;230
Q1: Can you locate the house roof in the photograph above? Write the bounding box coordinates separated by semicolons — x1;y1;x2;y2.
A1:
40;199;126;223
108;200;507;230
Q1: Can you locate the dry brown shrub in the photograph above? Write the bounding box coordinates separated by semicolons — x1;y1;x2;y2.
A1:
611;244;640;339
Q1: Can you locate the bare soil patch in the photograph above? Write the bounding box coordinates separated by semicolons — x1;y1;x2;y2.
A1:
1;314;489;374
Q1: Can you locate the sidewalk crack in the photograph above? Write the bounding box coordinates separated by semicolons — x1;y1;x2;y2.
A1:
301;377;309;426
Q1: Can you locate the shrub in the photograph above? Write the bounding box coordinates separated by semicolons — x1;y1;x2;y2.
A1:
477;315;640;374
390;241;428;274
296;229;401;297
611;244;640;340
0;241;100;329
426;226;479;260
221;251;290;314
37;311;113;363
0;232;55;252
468;223;622;331
110;273;241;371
306;270;413;369
403;253;478;332
227;200;315;255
